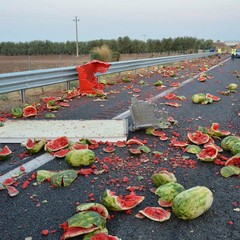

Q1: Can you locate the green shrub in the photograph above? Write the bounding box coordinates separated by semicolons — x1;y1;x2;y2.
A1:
111;51;121;61
90;44;112;62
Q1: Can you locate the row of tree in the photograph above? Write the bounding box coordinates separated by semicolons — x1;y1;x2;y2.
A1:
0;36;214;56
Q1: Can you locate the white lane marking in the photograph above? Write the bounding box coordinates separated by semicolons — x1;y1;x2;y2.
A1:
0;153;54;185
0;57;230;184
114;57;230;120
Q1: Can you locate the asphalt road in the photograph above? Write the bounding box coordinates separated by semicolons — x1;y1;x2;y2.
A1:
0;55;239;240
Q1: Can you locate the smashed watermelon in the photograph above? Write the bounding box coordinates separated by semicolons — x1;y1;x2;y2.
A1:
22;105;37;117
225;153;240;167
76;203;109;219
102;189;145;211
151;170;177;187
60;211;106;240
187;130;209;145
45;136;69;152
197;145;218;162
137;207;171;222
0;145;12;160
26;138;46;154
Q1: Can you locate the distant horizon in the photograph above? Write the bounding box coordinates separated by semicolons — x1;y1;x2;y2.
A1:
0;36;228;44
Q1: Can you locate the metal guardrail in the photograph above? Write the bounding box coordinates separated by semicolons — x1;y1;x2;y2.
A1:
0;52;216;102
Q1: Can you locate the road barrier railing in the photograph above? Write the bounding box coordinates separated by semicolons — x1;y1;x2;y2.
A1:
0;52;216;102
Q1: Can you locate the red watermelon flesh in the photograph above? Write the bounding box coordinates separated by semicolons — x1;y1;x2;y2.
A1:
22;105;37;117
206;93;220;102
6;186;19;197
0;145;12;160
42;96;62;103
45;136;69;152
139;207;171;222
91;233;120;240
197;145;218;161
60;222;98;240
2;177;15;186
114;141;126;147
225;153;240;167
210;123;231;136
187;131;209;145
53;148;70;158
116;191;145;209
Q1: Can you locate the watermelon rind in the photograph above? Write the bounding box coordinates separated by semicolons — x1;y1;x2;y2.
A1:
225;153;240;167
76;203;109;219
220;165;240;178
102;189;145;211
151;170;177;187
172;186;213;220
227;83;238;90
53;148;70;158
22;105;37;117
45;136;69;152
138;145;151;153
185;145;201;154
209;123;231;137
139;207;171;222
65;149;95;167
126;139;144;146
60;224;100;240
197;145;218;162
51;170;78;187
187;131;209;145
155;182;185;203
128;148;142;155
221;136;240;151
36;170;56;183
0;145;12;160
82;229;109;240
84;232;121;240
191;93;206;104
158;199;173;207
6;185;19;197
230;141;240;156
205;93;220;102
26;138;46;154
11;107;23;118
67;211;106;229
201;97;213;105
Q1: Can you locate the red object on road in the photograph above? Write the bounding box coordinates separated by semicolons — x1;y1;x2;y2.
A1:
76;60;111;94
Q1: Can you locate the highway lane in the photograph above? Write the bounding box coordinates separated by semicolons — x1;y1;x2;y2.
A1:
0;55;239;240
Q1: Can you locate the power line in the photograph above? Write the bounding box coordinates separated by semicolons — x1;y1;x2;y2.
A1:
73;16;80;57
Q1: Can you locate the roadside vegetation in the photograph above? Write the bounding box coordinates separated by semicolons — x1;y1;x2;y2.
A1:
0;36;214;56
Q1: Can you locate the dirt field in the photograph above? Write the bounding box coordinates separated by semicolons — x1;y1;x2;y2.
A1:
0;53;166;74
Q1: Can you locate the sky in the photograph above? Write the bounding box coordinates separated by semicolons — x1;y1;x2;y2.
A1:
1;0;240;43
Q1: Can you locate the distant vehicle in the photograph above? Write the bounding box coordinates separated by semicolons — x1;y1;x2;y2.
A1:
236;49;240;58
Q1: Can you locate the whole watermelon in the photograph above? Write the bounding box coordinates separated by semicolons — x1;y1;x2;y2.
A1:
172;186;213;220
11;107;23;118
221;136;240;151
230;141;240;156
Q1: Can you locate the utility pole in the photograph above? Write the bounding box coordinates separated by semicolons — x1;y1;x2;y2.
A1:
73;16;80;57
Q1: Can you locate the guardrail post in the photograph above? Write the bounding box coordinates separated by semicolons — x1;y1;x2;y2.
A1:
20;90;26;103
66;81;71;90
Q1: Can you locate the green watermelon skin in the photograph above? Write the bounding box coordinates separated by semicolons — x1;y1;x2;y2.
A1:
230;141;240;156
221;136;240;151
172;186;213;220
65;149;95;167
